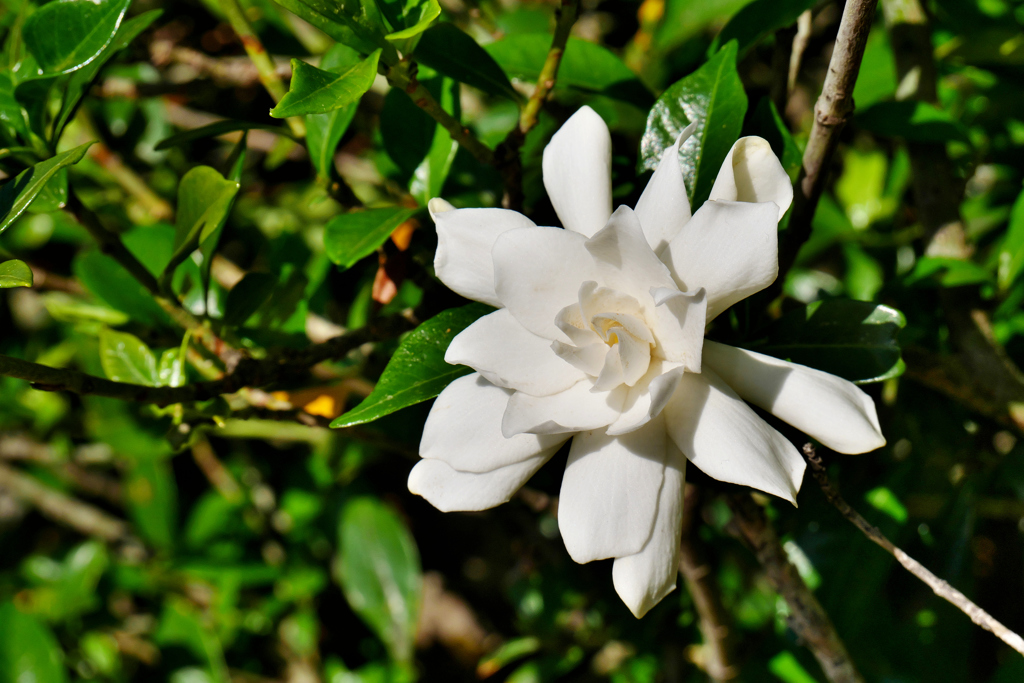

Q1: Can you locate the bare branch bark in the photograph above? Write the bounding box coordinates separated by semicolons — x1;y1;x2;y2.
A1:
679;486;737;681
0;462;129;542
0;316;413;406
726;493;863;683
804;444;1024;656
777;0;877;282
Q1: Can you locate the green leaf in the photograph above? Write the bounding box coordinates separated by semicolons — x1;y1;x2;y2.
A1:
167;166;239;283
223;272;278;326
156;120;293;151
23;0;131;75
99;328;160;386
273;0;393;57
864;487;908;524
324;207;418;269
856;101;969;143
0;259;33;288
74;250;171;328
415;23;519;101
305;44;363;177
767;652;818;683
852;28;897;108
999;186;1024;290
0;602;68;683
711;0;815;57
126;457;178;551
410;77;459;204
331;303;490;428
271;50;381;119
155;598;228;681
639;41;747;208
157;346;186;389
485;35;653;107
335;497;422;664
19;541;110;622
745;299;906;384
0;72;30;142
0;142;93;235
906;256;993;288
384;0;441;47
380;81;441;176
53;9;164;141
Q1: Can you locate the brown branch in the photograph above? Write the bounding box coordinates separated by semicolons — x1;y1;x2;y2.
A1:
803;444;1024;656
679;486;737;681
385;60;496;168
0;316;413;406
495;0;580;210
777;0;877;283
726;493;863;683
0;462;129;542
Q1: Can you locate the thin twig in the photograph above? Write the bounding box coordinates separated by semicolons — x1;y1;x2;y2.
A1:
803;444;1024;656
678;486;737;681
218;0;306;138
788;9;813;99
0;316;413;406
776;0;877;283
726;493;863;683
0;462;129;542
495;0;580;210
385;60;495;167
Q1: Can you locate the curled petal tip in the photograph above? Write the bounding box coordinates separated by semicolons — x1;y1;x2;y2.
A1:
428;198;455;220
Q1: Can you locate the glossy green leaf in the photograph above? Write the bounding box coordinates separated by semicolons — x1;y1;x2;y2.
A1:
639;41;747;208
415;23;519;101
335;497;422;663
273;0;392;57
856;101;969;143
0;259;33;288
331;303;490;427
998;185;1024;290
155;120;293;151
271;50;381;119
324;207;418;270
485;35;653;107
410;77;459;204
99;328;160;386
711;0;815;57
223;272;278;326
745;299;906;384
0;602;68;683
126;457;178;551
23;0;131;75
0;142;93;235
306;44;363;177
54;10;164;141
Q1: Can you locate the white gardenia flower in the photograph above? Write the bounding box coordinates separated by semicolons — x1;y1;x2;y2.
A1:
408;106;886;618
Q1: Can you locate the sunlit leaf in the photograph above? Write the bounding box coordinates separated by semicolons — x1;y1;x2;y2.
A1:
324;207;418;270
0;259;33;288
99;328;159;386
23;0;131;75
271;50;381;119
416;23;519;101
0;142;93;235
0;602;68;683
639;41;746;208
331;303;490;428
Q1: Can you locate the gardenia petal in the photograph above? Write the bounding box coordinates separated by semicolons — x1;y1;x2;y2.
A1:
708;136;794;219
542;106;613;238
502;379;628;437
612;446;686;618
606;361;685;436
660;200;779;321
492;226;600;341
650;287;706;371
446;309;586;396
420;373;568;473
429;199;537;307
585;206;677;304
634;121;697;252
702;341;886;454
408;455;552;513
665;368;805;504
558;415;669;563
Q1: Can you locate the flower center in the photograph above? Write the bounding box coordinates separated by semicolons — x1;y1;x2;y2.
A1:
551;281;656;390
